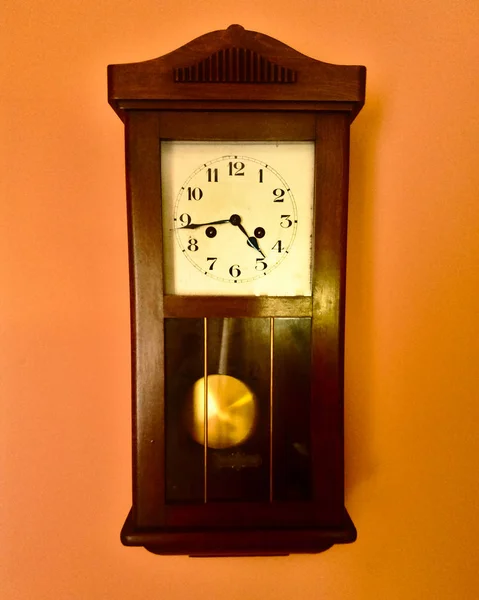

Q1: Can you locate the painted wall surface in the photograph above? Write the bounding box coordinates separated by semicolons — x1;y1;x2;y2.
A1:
2;1;478;598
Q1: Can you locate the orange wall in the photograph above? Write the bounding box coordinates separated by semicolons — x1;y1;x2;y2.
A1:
2;1;479;598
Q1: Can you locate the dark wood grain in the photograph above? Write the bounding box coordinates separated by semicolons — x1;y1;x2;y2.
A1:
121;507;356;556
163;296;312;318
157;111;316;141
115;100;358;113
162;500;343;528
125;111;165;527
310;112;350;522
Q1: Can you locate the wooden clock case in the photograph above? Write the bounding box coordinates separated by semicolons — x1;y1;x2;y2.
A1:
108;24;366;556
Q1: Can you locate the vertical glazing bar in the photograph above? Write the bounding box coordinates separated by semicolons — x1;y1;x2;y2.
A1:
203;317;208;503
269;317;274;502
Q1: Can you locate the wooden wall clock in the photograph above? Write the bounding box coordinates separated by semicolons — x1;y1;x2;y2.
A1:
108;24;366;556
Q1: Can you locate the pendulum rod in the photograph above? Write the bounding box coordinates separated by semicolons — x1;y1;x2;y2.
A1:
203;317;208;503
269;317;274;503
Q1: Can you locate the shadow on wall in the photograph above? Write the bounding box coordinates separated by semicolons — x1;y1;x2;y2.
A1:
344;91;382;497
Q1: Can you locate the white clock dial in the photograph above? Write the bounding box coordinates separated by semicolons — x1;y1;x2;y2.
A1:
161;142;314;296
173;155;297;284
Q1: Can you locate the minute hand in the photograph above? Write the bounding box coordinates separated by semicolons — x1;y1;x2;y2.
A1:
177;218;231;230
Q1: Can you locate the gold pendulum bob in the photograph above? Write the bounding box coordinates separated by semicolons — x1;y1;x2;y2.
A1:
184;374;257;450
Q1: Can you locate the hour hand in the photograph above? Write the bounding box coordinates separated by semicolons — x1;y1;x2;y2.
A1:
177;218;230;230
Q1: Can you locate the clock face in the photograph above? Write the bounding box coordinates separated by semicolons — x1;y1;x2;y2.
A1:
161;142;314;296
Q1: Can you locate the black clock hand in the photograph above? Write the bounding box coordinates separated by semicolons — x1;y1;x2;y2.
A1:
246;236;265;258
229;214;266;259
177;218;231;230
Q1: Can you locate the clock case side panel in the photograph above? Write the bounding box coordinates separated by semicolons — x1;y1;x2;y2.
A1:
310;112;351;525
125;111;166;527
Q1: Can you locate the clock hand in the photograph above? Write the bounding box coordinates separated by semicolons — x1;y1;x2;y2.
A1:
229;214;266;259
246;236;265;258
177;218;231;230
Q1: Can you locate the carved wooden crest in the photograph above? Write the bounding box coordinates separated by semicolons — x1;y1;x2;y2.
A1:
174;47;297;83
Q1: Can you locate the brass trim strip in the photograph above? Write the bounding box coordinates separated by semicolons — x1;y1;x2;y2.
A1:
269;317;274;503
203;317;208;503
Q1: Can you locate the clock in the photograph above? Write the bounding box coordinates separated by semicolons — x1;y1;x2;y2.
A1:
108;25;366;555
161;141;314;295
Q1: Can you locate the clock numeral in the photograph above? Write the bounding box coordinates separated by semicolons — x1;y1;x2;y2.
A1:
187;187;203;201
280;214;292;228
207;168;218;183
229;264;241;278
258;168;264;183
179;213;192;226
188;238;199;252
273;188;285;202
255;259;267;271
272;240;283;253
228;161;245;176
207;257;217;270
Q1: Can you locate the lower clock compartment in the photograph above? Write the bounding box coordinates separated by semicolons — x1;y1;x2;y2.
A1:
164;316;312;505
120;508;357;556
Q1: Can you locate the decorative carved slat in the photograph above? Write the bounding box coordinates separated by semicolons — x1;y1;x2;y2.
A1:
174;47;297;84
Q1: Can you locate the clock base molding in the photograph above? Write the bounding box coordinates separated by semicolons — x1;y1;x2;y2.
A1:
120;508;357;556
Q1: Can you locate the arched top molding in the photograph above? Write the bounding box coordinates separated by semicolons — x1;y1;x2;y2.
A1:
108;25;366;113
